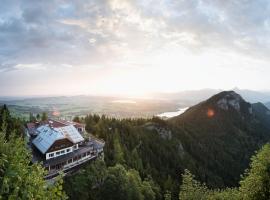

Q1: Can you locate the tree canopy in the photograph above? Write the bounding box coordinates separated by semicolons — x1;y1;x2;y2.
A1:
64;160;160;200
179;143;270;200
0;105;66;199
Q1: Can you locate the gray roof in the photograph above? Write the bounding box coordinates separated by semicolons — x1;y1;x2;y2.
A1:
32;125;65;154
32;125;84;154
55;125;84;144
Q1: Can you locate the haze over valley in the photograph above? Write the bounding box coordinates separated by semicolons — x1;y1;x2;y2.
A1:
1;1;270;200
2;88;270;119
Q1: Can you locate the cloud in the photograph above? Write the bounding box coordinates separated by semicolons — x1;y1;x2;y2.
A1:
0;63;15;72
1;0;270;95
1;0;269;71
135;0;270;57
14;63;46;70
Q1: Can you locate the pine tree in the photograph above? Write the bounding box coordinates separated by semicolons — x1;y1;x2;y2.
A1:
41;112;48;121
0;124;66;199
113;130;125;164
164;190;172;200
239;144;270;200
36;113;41;121
73;116;80;123
179;170;210;200
29;112;36;122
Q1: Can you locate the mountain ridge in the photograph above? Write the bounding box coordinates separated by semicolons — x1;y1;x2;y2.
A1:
63;90;270;199
167;91;270;187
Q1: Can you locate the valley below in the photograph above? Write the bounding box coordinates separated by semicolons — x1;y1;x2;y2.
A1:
2;90;270;200
3;88;270;120
0;96;180;119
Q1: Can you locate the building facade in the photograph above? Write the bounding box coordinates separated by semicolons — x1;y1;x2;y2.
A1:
26;119;104;179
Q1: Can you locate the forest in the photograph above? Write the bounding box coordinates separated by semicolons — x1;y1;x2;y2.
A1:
65;92;270;199
65;103;270;200
1;97;270;200
0;105;66;199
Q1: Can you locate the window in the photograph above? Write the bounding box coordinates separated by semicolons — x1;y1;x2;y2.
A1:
61;150;65;154
49;153;54;158
56;151;60;155
66;149;70;153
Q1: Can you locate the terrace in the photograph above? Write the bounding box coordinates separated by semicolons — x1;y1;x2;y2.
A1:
30;136;104;179
26;119;105;179
44;140;103;179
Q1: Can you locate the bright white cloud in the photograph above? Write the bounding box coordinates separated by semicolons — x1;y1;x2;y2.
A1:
14;63;45;70
0;0;270;96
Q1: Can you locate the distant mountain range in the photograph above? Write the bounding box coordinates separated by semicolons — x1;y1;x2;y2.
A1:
151;88;270;104
0;95;178;119
1;88;270;119
265;102;270;109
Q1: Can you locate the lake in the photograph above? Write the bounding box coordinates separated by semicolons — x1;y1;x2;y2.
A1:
157;107;189;118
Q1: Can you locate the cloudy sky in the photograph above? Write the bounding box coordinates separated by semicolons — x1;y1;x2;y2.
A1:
1;0;270;97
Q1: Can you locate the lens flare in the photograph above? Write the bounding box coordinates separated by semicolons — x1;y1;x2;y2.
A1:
207;108;215;118
52;107;60;117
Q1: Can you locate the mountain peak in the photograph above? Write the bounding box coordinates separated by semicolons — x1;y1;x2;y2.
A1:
172;91;253;122
204;91;254;116
211;91;242;100
212;91;245;112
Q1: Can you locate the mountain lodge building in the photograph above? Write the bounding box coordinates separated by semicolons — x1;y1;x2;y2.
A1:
26;119;104;179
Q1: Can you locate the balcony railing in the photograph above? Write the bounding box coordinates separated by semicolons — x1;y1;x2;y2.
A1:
44;151;102;179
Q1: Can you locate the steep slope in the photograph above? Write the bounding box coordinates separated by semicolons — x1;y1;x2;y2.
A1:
252;102;270;129
64;91;270;200
169;91;270;188
265;102;270;109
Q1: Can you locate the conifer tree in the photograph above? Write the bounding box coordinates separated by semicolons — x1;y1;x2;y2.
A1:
113;130;125;164
0;124;66;199
41;112;48;121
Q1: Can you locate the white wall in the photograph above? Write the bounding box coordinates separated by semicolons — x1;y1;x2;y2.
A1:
73;144;79;150
46;146;73;160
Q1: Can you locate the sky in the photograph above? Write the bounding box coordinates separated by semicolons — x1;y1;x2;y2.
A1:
1;0;270;97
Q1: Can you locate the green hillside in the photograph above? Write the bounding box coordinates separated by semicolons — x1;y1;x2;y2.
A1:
64;91;270;199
